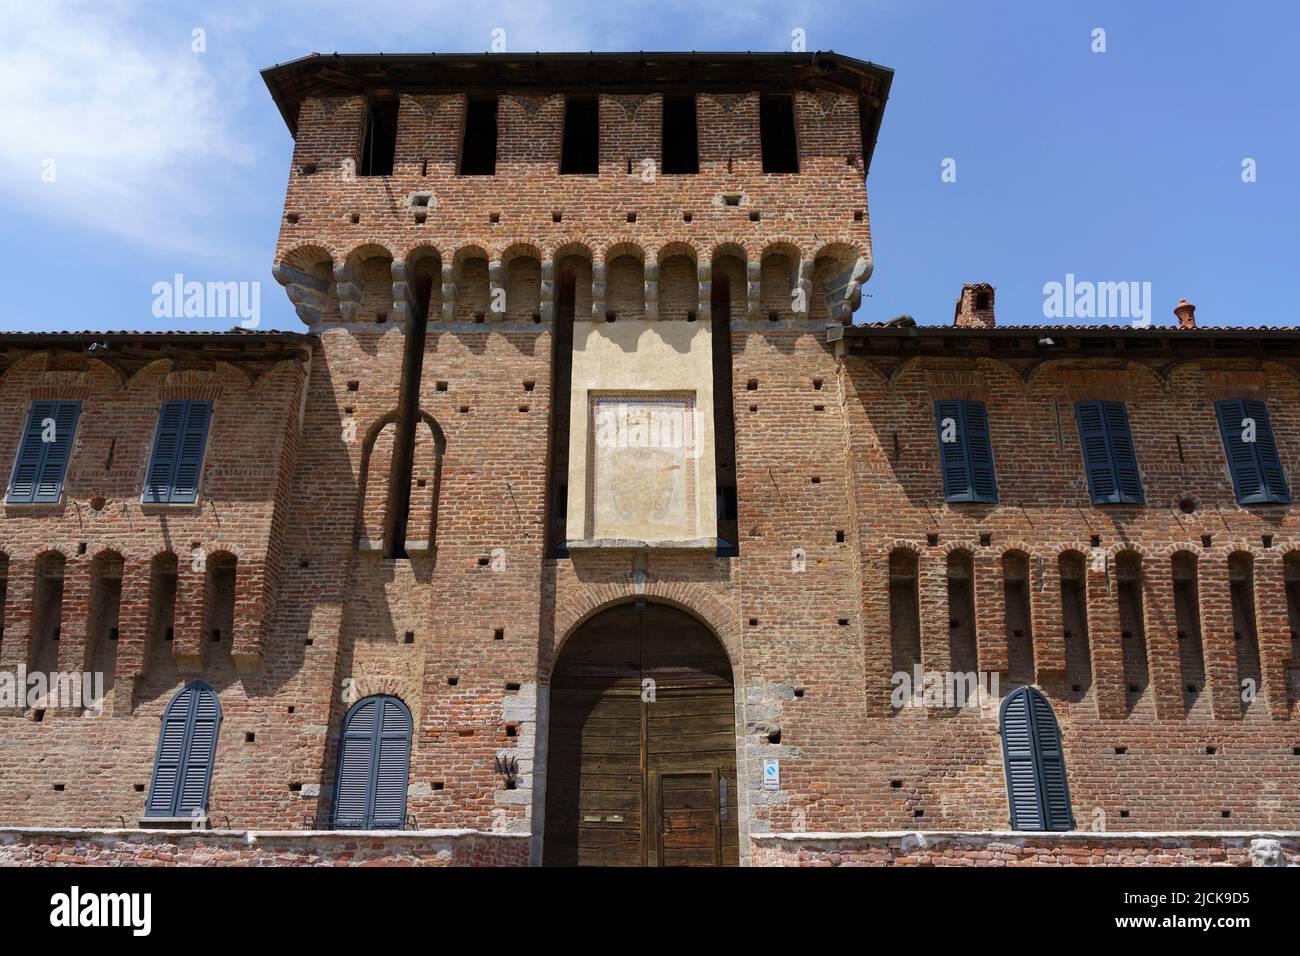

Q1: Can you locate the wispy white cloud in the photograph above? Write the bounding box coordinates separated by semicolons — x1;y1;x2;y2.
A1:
0;0;253;256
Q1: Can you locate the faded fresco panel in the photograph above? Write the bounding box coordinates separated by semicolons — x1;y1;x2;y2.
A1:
586;392;698;541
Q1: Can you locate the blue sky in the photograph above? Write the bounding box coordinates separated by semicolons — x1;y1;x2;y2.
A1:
0;0;1295;332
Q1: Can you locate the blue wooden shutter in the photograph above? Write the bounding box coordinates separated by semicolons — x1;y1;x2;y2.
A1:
7;400;80;504
372;698;413;828
999;688;1044;829
1217;400;1289;504
143;401;185;503
1104;401;1143;503
1075;400;1143;504
145;682;221;817
176;686;220;815
333;698;377;828
963;401;998;502
1031;690;1074;830
1075;401;1115;502
935;400;972;500
144;401;212;504
935;400;997;503
1000;686;1073;831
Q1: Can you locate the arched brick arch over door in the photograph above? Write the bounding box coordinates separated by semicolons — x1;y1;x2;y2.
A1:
543;601;739;867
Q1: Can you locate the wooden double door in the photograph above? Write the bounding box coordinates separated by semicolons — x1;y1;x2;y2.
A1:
544;603;739;866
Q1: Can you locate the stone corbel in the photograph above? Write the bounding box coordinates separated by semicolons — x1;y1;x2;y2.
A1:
643;258;658;321
333;262;362;322
539;259;555;323
792;260;814;318
697;261;712;324
391;259;418;324
746;261;762;319
488;259;505;320
272;263;330;325
441;262;457;322
591;262;607;320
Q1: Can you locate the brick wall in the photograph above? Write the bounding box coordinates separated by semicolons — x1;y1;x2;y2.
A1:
0;351;310;826
842;355;1300;832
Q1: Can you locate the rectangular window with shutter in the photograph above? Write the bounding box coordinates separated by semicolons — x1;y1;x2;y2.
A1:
7;400;80;504
143;400;213;504
1216;399;1289;505
1074;400;1144;505
934;399;998;503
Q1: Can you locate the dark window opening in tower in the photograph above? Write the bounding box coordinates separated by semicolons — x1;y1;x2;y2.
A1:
359;99;398;177
661;95;699;174
460;97;499;175
759;95;799;174
560;97;599;174
547;269;577;557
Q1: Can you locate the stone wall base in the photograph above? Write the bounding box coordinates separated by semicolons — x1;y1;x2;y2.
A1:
5;828;1297;866
750;831;1300;866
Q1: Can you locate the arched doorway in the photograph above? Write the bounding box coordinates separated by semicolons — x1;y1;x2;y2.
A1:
544;602;739;866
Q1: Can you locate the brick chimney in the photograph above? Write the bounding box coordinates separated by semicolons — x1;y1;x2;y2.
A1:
954;283;995;328
1173;298;1196;329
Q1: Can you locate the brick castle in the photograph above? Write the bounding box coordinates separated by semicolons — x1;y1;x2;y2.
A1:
1;51;1297;867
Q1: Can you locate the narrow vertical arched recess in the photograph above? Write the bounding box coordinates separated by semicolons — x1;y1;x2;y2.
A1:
0;552;8;645
332;695;412;829
999;685;1073;831
1228;552;1262;716
1003;550;1035;688
142;553;179;698
1059;551;1092;704
145;681;221;820
31;551;65;677
204;552;237;657
546;251;587;556
87;551;124;710
946;549;977;675
888;548;921;705
384;251;435;558
1115;550;1149;713
1285;552;1300;709
1171;551;1206;716
711;251;743;556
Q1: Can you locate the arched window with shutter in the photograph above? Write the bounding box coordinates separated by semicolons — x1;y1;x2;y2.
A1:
145;681;221;819
999;686;1074;831
333;695;412;830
